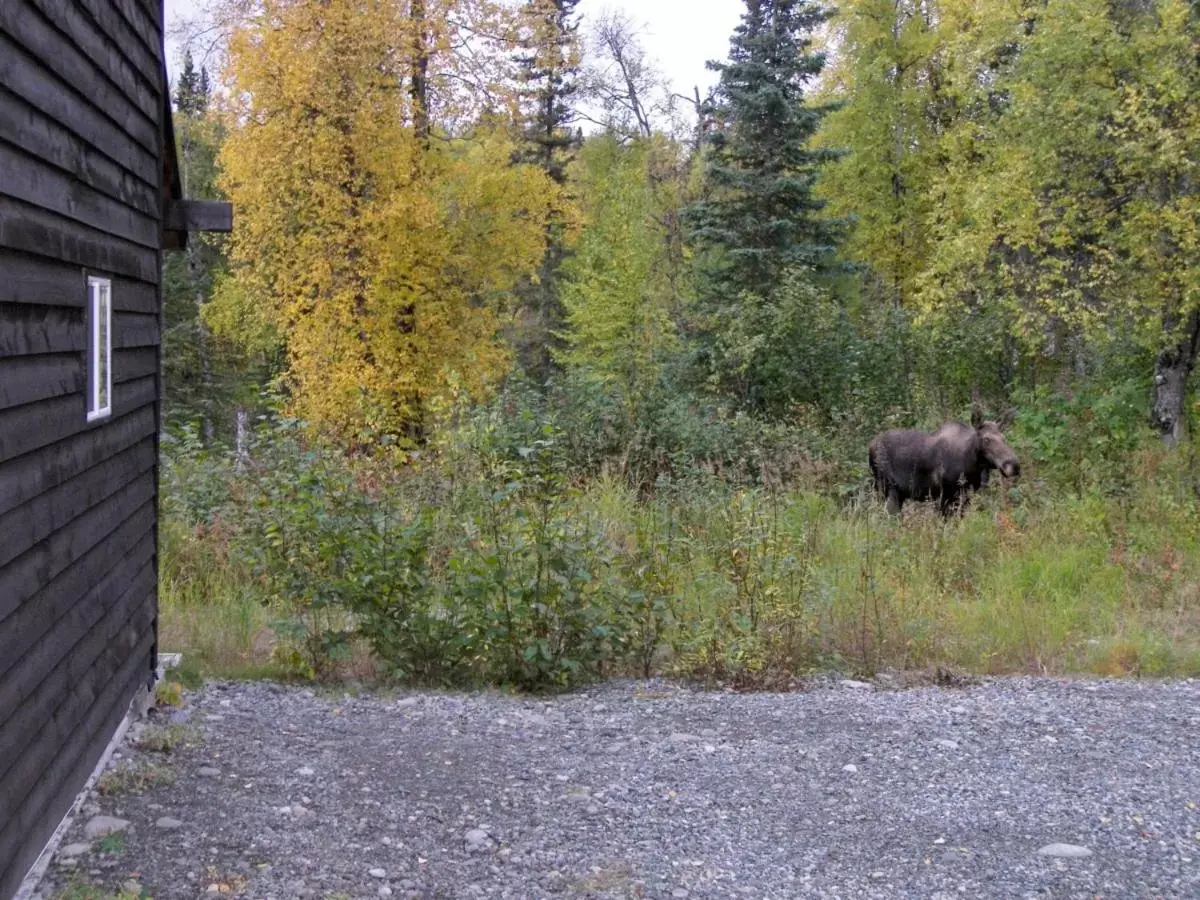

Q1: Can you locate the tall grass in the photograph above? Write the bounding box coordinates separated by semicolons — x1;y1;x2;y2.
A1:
158;520;279;679
158;424;1200;687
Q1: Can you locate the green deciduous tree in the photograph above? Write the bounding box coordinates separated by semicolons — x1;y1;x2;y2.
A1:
922;0;1200;442
815;0;943;309
559;135;679;401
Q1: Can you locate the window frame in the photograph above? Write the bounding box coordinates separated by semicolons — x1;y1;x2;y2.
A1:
86;275;112;423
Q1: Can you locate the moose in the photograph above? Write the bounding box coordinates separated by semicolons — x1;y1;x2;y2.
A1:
869;407;1021;516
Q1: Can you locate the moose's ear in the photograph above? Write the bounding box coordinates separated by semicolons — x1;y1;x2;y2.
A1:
971;384;984;429
998;407;1016;429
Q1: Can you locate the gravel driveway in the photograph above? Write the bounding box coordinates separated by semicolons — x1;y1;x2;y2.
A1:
36;676;1200;899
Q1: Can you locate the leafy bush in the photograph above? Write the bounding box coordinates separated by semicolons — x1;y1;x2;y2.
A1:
1012;378;1148;496
160;385;1200;690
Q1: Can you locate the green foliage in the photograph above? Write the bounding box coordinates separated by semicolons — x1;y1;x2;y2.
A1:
161;0;1200;694
162;398;1200;688
815;0;941;308
559;135;679;399
510;0;586;379
446;438;628;689
54;882;145;900
95;832;126;856
1012;379;1150;497
96;761;176;797
681;0;849;414
135;724;201;754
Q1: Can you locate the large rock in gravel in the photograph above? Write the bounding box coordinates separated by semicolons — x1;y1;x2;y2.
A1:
1037;843;1093;859
83;816;130;840
464;828;494;854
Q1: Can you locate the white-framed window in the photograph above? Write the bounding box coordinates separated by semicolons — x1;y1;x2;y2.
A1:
86;276;112;422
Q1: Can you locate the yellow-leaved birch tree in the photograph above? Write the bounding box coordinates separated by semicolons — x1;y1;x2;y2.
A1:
209;0;560;444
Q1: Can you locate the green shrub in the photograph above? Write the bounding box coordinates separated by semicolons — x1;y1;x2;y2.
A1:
159;389;1200;689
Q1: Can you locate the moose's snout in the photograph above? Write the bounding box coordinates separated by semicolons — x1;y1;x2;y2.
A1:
1002;460;1021;478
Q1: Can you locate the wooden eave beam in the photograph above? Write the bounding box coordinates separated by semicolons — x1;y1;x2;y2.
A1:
164;199;234;235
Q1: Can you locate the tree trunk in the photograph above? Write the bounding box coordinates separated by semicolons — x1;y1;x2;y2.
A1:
1151;309;1200;446
187;242;216;446
234;406;250;471
411;0;429;148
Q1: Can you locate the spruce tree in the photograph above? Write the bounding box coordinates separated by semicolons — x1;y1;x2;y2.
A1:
166;49;223;440
687;0;841;298
174;50;209;117
509;0;584;380
516;0;582;184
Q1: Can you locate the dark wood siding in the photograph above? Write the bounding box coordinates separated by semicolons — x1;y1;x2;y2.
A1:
0;0;163;895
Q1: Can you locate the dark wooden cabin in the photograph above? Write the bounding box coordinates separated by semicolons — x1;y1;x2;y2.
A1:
0;2;231;895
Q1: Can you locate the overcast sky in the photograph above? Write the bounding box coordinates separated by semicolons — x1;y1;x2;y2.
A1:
163;0;745;96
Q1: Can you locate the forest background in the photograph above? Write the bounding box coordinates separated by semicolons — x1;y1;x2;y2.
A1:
160;0;1200;690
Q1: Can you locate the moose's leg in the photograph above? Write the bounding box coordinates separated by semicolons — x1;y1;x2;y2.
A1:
938;485;960;518
886;488;904;515
940;489;971;518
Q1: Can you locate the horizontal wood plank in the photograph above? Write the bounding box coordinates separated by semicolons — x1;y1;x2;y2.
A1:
0;374;156;467
0;549;155;777
0;302;83;356
0;32;157;188
28;0;160;122
0;476;154;623
0;437;155;570
0;140;160;249
0;3;158;152
0;352;83;411
87;0;163;76
0;403;155;517
115;346;158;383
0;510;155;711
0;249;158;312
113;311;159;349
75;0;162;89
0;88;159;218
0;195;158;284
0;625;153;898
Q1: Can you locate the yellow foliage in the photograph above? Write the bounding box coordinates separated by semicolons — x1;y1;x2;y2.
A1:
211;0;560;443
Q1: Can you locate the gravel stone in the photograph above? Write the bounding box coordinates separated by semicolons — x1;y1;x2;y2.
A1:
83;816;129;840
155;817;184;830
1037;843;1094;858
197;767;220;778
36;677;1200;899
465;828;494;854
59;843;91;858
368;867;387;878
